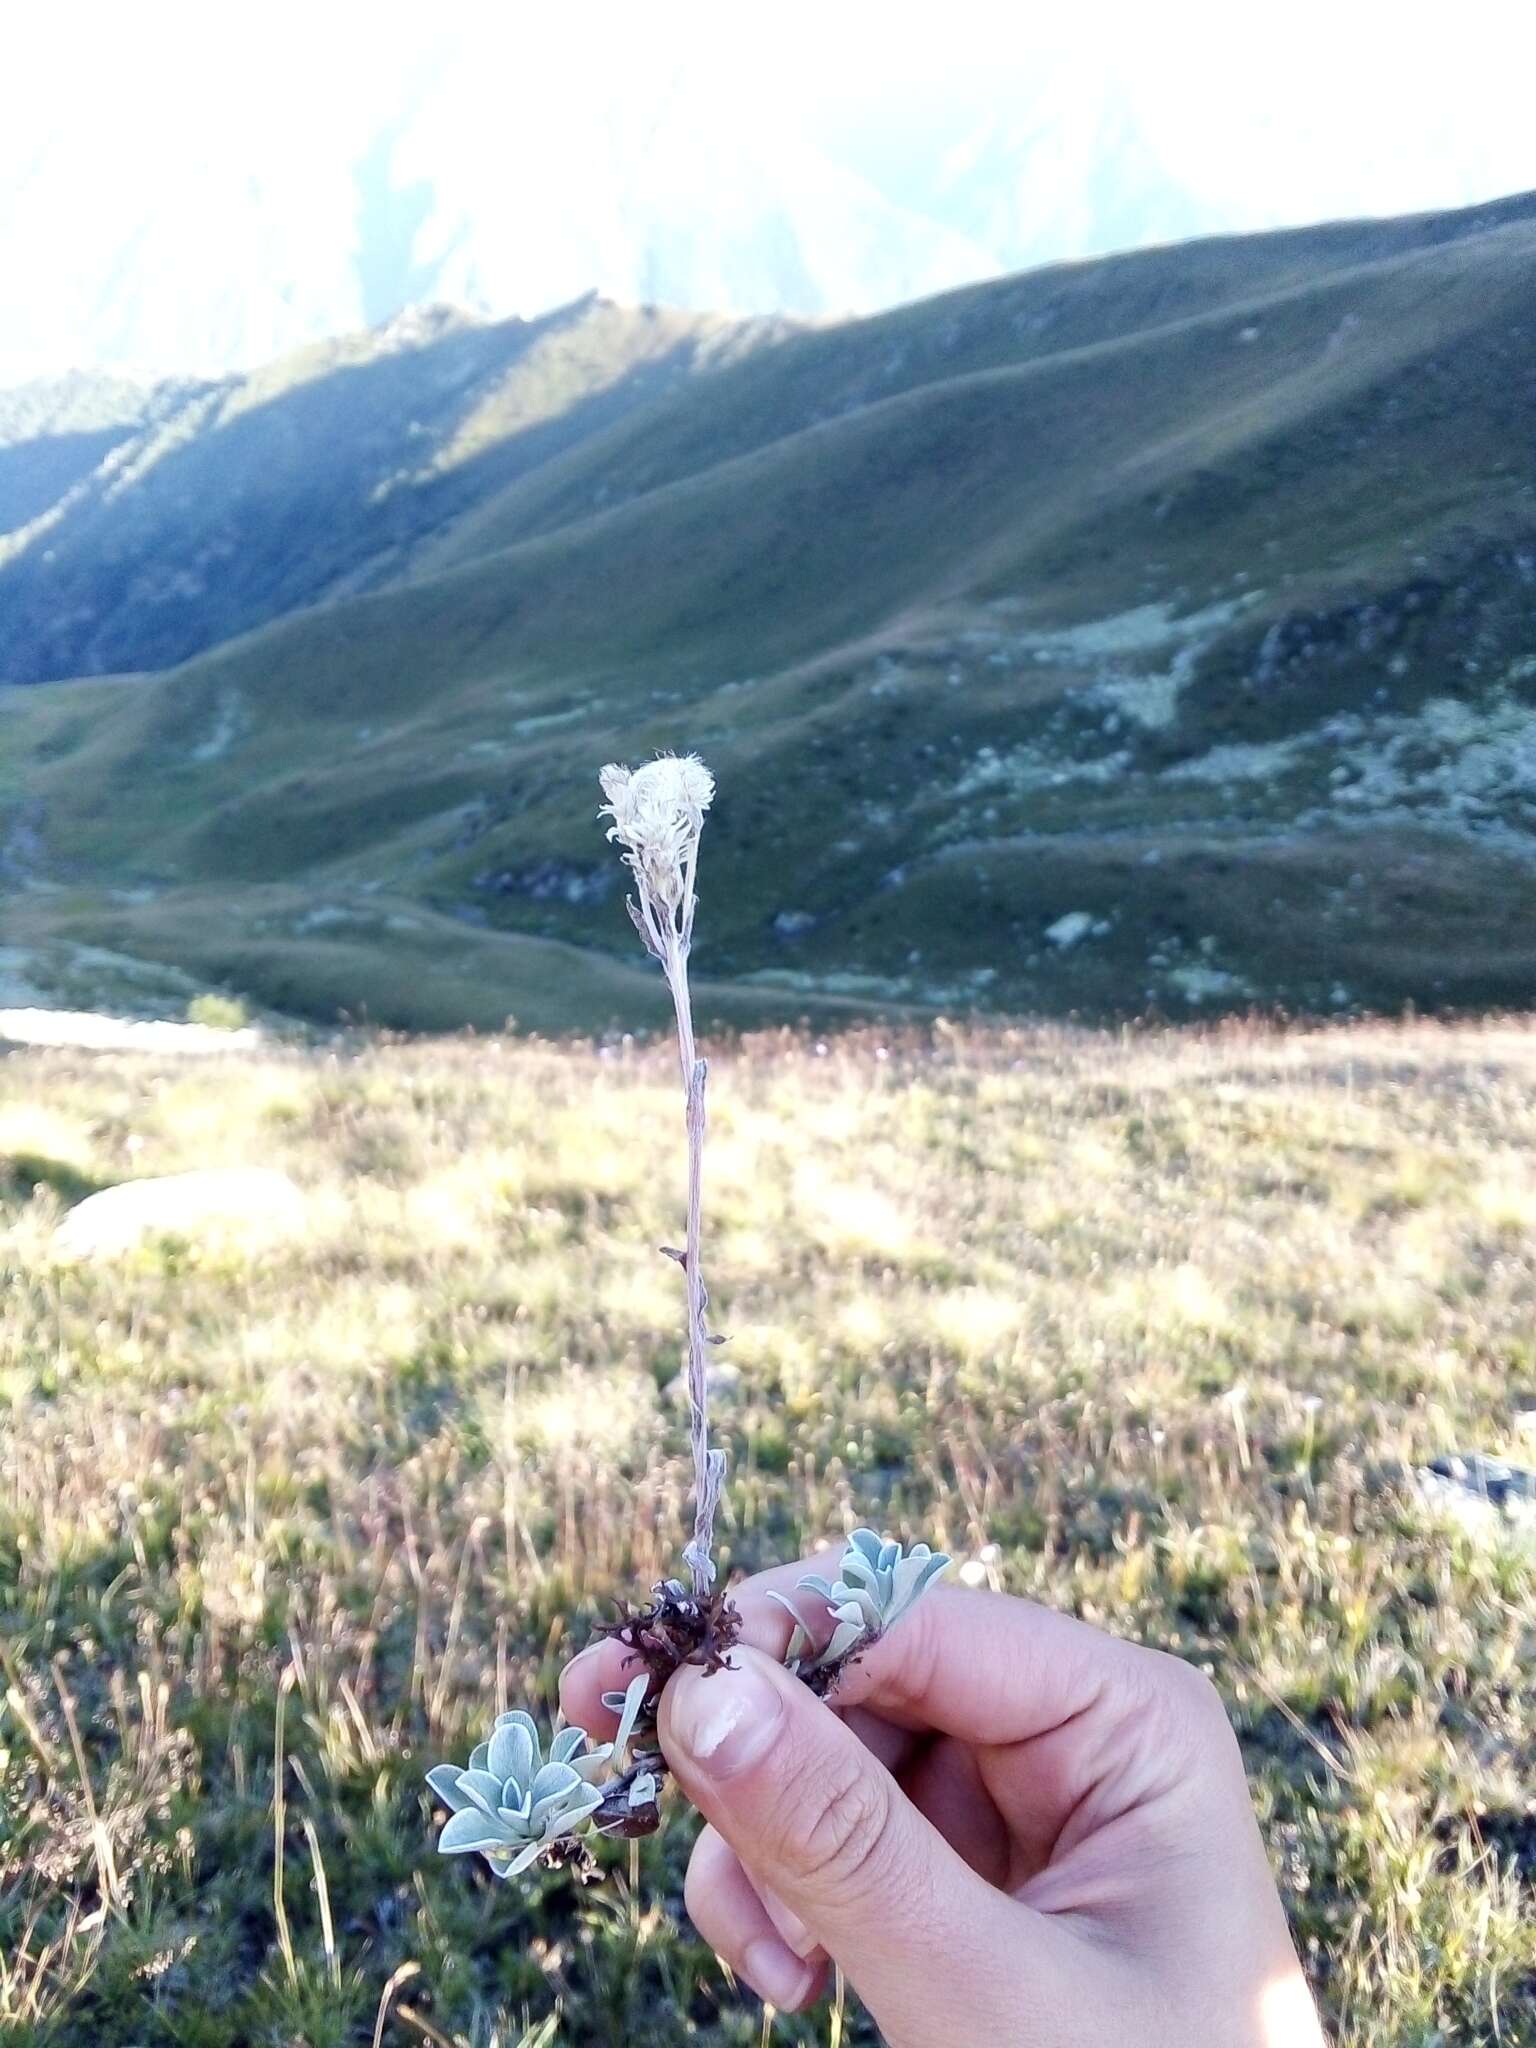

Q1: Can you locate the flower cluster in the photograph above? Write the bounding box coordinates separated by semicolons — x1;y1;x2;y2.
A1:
598;754;714;922
427;1674;652;1879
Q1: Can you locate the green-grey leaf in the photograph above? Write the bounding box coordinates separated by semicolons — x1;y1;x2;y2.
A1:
796;1573;840;1602
494;1709;542;1741
532;1784;602;1831
487;1718;538;1786
455;1768;508;1816
439;1809;513;1855
611;1672;650;1761
527;1761;582;1805
549;1725;589;1766
821;1616;868;1663
890;1550;937;1610
425;1765;470;1811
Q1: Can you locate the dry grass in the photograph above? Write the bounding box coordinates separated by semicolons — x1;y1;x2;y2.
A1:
1;1015;1534;2045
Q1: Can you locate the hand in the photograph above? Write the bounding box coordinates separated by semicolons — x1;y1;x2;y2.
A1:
563;1553;1327;2047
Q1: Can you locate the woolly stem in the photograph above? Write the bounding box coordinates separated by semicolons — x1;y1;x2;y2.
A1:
660;923;724;1596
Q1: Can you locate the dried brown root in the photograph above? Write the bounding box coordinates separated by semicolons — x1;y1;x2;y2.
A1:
577;1580;881;1845
595;1576;743;1697
796;1624;881;1699
583;1577;743;1838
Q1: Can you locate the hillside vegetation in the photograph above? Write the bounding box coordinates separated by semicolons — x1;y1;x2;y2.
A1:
0;299;783;684
2;194;1535;1029
1;1017;1533;2043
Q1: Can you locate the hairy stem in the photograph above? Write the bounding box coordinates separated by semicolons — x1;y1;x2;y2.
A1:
661;927;724;1595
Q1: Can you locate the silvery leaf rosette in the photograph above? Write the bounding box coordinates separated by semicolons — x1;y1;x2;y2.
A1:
772;1528;950;1676
427;1673;652;1878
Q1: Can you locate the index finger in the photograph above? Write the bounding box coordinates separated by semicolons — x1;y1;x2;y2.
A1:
562;1553;1155;1760
830;1582;1170;1748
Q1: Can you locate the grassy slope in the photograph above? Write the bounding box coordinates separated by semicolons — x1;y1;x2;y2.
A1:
1;1018;1532;2044
4;197;1536;1028
421;186;1536;570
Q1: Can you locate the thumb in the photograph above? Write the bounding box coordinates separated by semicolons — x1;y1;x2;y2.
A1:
659;1646;1025;2040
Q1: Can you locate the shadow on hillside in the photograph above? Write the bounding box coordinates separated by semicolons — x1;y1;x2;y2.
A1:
0;425;135;533
0;305;723;682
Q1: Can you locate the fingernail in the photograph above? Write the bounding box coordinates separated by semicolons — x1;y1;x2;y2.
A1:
741;1935;817;2010
760;1884;819;1960
665;1652;785;1780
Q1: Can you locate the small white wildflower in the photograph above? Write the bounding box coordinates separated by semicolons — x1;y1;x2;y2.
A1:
598;755;714;915
597;751;724;1592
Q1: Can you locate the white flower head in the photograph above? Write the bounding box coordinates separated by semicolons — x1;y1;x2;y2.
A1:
598;754;714;915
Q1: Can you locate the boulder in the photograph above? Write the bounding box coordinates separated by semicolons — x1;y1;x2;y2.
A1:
53;1167;305;1259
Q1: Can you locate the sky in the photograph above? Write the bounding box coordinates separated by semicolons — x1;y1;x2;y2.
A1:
5;0;1536;383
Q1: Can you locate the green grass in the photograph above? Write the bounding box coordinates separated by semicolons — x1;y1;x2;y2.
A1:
1;1015;1533;2043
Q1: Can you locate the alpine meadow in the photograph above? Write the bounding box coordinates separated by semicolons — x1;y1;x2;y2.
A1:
2;168;1536;2048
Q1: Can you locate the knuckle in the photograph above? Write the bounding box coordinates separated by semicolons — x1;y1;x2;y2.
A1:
1170;1656;1228;1723
1141;1650;1236;1755
789;1752;896;1893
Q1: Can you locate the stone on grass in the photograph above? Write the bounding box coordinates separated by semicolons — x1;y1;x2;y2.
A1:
1045;911;1096;949
0;1008;258;1054
53;1168;305;1259
1413;1452;1536;1546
